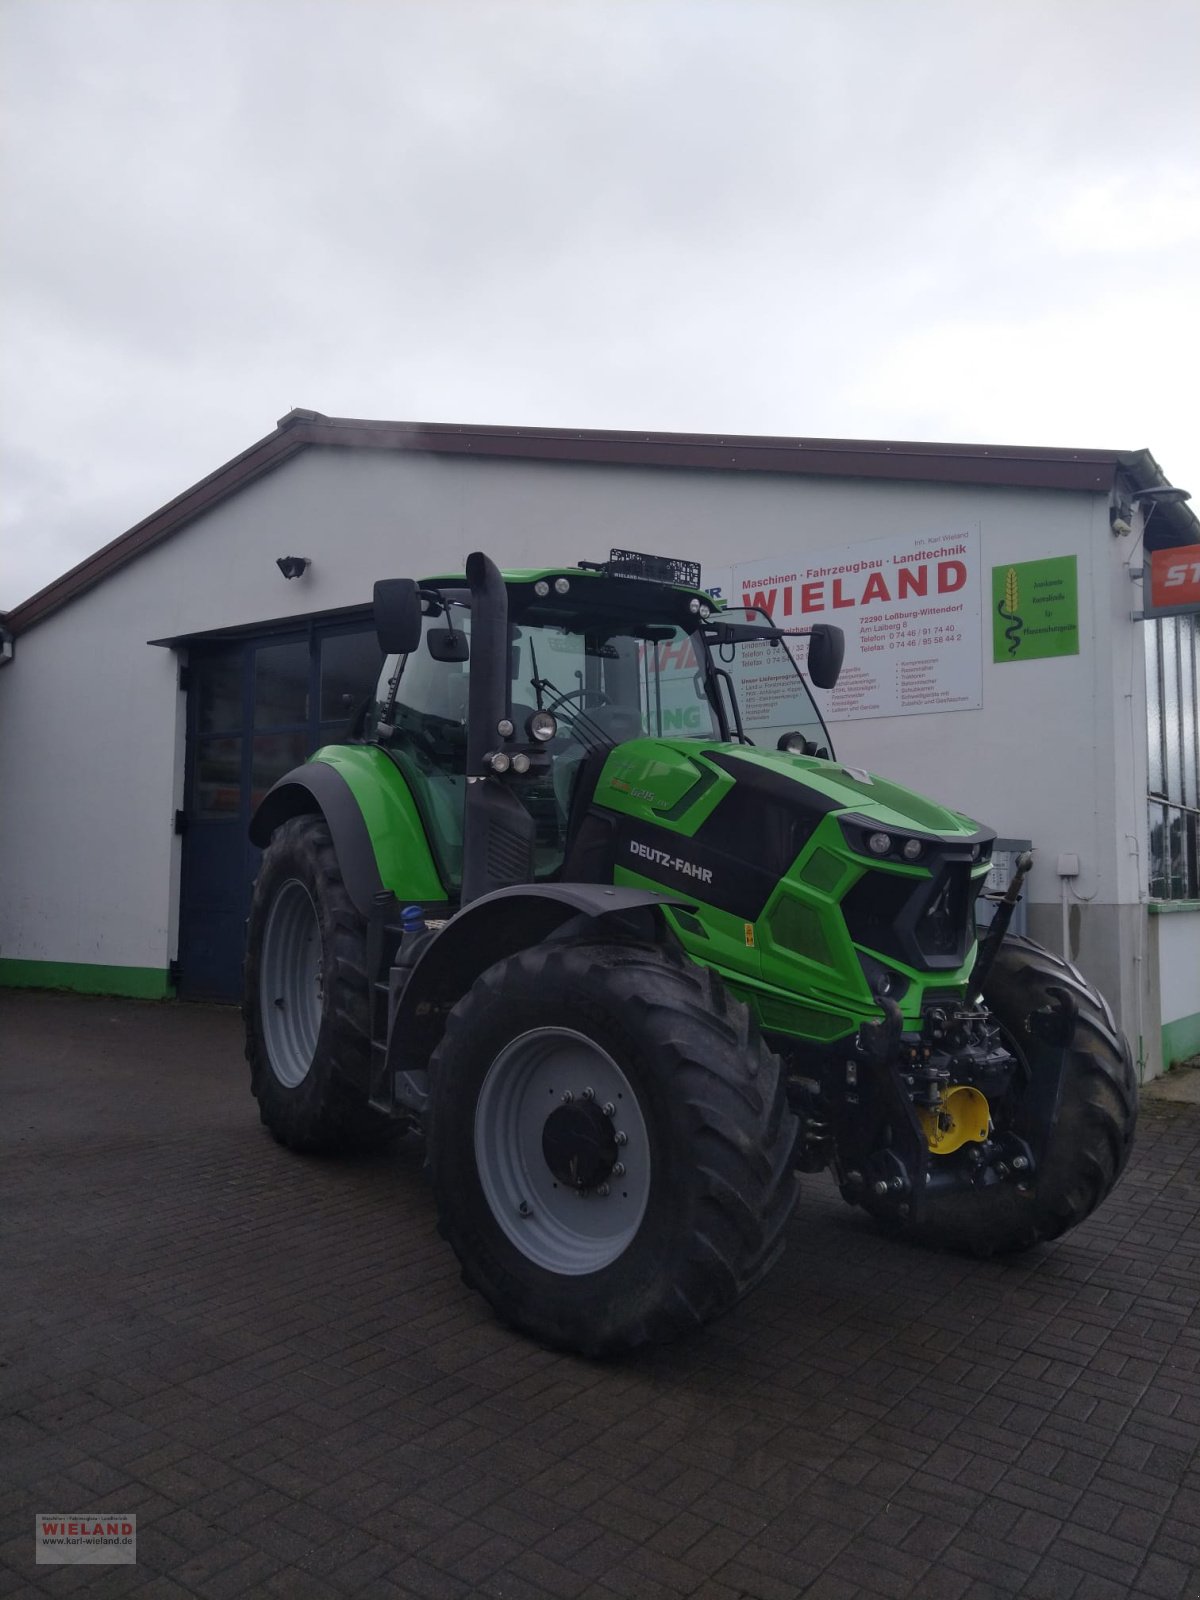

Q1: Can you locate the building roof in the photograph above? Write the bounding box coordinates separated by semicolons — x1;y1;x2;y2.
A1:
8;409;1197;635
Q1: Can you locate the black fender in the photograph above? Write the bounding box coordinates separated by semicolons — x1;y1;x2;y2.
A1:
387;884;693;1088
249;762;383;919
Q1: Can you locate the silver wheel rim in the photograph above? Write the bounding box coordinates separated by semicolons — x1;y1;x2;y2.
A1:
260;879;323;1088
474;1027;652;1274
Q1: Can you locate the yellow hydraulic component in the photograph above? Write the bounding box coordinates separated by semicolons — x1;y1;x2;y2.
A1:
917;1084;991;1155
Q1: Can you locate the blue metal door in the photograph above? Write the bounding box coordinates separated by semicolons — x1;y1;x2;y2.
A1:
177;622;380;1001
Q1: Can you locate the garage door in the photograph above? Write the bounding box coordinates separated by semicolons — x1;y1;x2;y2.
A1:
177;620;380;1001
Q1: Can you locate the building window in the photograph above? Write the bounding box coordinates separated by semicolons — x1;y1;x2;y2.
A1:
1147;614;1200;900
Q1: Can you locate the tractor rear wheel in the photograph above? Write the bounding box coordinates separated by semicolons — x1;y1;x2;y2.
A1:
427;940;797;1355
864;934;1137;1255
244;814;395;1153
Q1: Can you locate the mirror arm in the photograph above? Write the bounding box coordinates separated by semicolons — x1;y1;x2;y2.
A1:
421;586;463;641
376;653;408;737
711;666;747;743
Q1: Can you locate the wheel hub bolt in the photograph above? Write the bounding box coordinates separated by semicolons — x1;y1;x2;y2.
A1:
582;1087;595;1100
612;1162;625;1177
561;1091;573;1102
873;1180;889;1195
1012;1155;1028;1170
596;1184;610;1197
615;1131;627;1146
603;1102;616;1116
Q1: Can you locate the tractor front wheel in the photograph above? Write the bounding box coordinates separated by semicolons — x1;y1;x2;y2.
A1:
244;814;394;1153
427;941;797;1355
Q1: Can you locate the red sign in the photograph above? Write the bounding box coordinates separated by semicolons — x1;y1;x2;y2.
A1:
1148;545;1200;616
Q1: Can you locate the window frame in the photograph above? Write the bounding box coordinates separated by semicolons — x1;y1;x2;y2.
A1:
1146;613;1200;902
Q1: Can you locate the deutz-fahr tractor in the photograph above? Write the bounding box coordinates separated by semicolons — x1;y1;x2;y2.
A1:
245;549;1137;1355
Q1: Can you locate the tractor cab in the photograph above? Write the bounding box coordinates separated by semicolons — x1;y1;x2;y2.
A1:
366;549;840;899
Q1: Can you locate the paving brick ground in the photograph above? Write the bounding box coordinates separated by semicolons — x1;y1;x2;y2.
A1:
2;990;1198;1600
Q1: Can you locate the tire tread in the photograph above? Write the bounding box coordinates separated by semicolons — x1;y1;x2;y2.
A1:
244;815;395;1154
429;939;797;1355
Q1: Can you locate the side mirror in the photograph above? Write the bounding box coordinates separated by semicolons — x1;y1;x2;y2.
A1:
777;733;817;756
807;624;845;689
427;627;469;663
374;579;423;655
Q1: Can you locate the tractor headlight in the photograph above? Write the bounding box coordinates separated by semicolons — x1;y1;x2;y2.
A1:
553;577;570;594
534;580;550;597
488;751;511;773
511;752;531;773
777;732;811;756
527;710;559;742
839;814;944;866
857;951;910;1003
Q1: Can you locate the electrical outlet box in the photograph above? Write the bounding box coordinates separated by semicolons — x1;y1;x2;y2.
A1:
1056;853;1080;878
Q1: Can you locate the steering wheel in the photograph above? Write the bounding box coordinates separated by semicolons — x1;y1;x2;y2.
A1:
553;688;610;712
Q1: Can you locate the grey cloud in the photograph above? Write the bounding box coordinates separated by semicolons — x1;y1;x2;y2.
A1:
2;0;1197;608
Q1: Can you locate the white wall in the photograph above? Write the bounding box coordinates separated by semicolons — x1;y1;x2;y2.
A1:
0;445;1148;1031
1157;910;1200;1029
0;577;185;971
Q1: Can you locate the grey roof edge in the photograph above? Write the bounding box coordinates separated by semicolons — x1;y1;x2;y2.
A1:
7;408;1196;636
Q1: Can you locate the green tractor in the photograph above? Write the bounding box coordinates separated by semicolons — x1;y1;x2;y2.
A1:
245;549;1137;1356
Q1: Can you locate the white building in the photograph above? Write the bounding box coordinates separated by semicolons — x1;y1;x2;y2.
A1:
2;410;1196;1077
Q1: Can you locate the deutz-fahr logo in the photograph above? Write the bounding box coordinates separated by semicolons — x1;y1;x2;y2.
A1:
627;838;714;885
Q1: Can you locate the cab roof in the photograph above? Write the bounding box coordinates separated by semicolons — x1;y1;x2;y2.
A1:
418;559;718;630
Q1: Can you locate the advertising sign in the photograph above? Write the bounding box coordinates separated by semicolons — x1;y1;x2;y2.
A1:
990;555;1079;663
725;530;982;724
1146;544;1200;618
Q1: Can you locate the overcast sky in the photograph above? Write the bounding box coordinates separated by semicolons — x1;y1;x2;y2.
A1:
2;0;1197;610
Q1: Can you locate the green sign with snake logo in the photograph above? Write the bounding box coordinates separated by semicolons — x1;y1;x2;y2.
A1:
991;555;1079;662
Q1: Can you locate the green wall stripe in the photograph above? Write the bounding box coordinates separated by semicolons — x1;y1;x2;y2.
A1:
1163;1011;1200;1068
0;959;173;1000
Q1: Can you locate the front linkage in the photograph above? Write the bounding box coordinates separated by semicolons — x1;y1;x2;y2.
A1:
805;993;1040;1228
790;851;1083;1235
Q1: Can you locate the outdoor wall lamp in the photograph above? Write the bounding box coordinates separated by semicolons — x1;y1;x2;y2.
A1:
276;556;311;580
1135;485;1192;533
1135;486;1191;507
